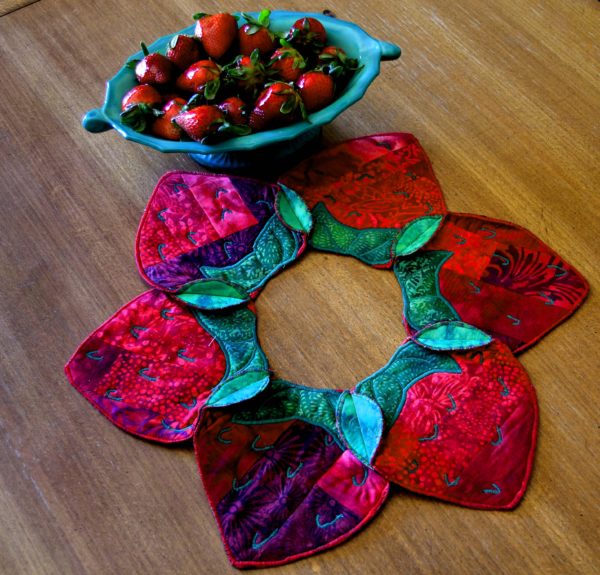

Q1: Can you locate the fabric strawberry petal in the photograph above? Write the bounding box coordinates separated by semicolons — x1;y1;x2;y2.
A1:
195;396;389;568
413;321;493;351
278;132;447;267
65;290;227;442
394;213;589;352
136;171;307;295
373;340;538;509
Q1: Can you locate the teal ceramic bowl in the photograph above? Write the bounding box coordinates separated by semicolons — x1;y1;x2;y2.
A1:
82;11;401;169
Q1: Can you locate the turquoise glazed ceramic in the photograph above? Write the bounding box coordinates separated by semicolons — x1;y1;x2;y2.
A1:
82;11;401;169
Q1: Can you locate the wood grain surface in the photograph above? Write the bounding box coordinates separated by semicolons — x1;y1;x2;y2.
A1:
1;1;598;574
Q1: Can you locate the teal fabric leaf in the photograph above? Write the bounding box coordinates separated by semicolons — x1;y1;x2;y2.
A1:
310;203;399;266
200;215;299;291
394;251;459;330
336;391;384;465
414;321;493;351
233;380;342;444
394;215;443;257
207;370;270;408
356;341;461;428
194;306;268;379
276;184;313;233
175;279;249;310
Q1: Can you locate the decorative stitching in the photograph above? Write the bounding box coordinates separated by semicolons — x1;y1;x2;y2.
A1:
419;424;439;442
446;393;457;412
160;308;175;320
468;281;481;294
187;231;198;245
251;434;274;452
444;474;460;487
104;389;122;401
252;529;279;549
85;350;103;361
538;292;555;305
177;349;196;362
138;368;157;382
130;325;148;339
216;427;233;444
493;252;510;266
497;376;510;397
491;425;503;446
161;420;193;432
157;243;167;261
286;462;303;478
352;468;369;487
180;398;197;409
547;264;567;277
481;483;502;495
316;513;344;528
480;226;496;239
232;477;253;491
157;208;168;221
507;314;521;326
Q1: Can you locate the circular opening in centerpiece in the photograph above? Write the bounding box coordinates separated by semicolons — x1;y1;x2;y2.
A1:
256;251;407;390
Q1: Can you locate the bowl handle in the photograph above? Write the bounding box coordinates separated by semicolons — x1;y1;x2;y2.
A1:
82;109;113;133
377;39;401;61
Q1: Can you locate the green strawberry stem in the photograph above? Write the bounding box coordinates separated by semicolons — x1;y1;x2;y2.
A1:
140;42;149;56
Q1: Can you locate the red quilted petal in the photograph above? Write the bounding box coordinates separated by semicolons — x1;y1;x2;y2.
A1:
374;340;538;509
396;213;589;352
194;408;389;568
136;171;308;293
278;132;447;229
65;290;226;442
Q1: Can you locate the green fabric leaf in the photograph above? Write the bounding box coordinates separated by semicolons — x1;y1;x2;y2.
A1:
394;215;443;257
194;306;267;378
394;251;459;330
336;392;384;465
233;380;341;443
200;215;298;291
310;203;399;266
276;184;313;233
356;341;461;428
175;279;249;310
207;370;270;408
414;321;493;351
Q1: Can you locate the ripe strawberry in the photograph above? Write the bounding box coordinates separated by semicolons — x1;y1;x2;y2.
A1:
249;81;306;131
151;97;186;140
238;10;277;57
121;84;162;111
296;71;335;112
318;45;360;79
223;49;266;99
268;45;306;82
174;105;225;141
129;42;174;86
218;96;248;125
176;60;221;100
166;34;202;70
120;84;163;132
286;17;327;50
193;12;238;60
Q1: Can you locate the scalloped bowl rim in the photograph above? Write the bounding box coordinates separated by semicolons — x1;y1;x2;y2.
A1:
94;11;397;154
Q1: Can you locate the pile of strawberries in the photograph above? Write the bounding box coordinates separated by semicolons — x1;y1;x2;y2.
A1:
120;11;360;143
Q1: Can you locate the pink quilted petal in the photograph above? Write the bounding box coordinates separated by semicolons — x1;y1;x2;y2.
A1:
395;213;589;352
374;340;538;509
279;132;447;230
194;407;389;568
136;171;307;293
65;290;226;442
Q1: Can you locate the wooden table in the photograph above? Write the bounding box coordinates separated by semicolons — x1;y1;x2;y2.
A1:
1;1;598;573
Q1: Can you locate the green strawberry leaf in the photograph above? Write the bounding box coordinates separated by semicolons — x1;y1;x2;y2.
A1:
275;184;313;233
279;97;296;115
192;12;207;20
414;321;493;351
336;391;384;465
203;78;220;101
207;370;270;408
125;59;140;70
394;215;443;257
174;279;249;310
258;8;271;26
140;42;149;56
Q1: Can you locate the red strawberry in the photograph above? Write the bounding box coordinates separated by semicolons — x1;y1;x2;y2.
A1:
238;9;276;57
176;60;221;100
268;46;306;82
296;70;335;112
223;49;266;99
121;84;162;111
286;17;327;49
318;45;360;79
249;81;306;131
218;96;248;125
166;34;202;70
174;105;225;142
120;84;163;132
130;42;174;86
193;12;238;60
151;97;186;140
